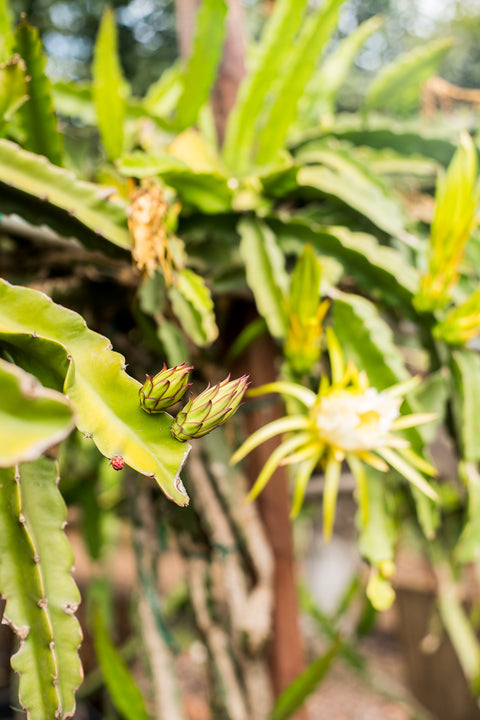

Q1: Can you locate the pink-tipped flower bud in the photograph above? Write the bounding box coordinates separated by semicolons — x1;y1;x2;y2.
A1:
171;374;250;441
139;362;193;413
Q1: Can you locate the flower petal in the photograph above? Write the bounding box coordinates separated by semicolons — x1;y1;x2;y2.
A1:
247;433;313;501
247;381;316;407
230;415;310;465
280;442;323;466
396;446;437;476
377;447;438;501
323;453;342;542
383;376;421;399
326;328;345;386
290;454;321;518
356;451;389;472
391;413;437;430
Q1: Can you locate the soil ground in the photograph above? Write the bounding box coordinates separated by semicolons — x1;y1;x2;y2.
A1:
305;632;431;720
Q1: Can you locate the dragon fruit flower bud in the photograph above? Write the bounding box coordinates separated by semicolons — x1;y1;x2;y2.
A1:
171;374;250;441
139;362;193;413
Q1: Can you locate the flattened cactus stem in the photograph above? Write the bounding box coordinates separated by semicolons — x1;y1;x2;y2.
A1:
139;361;193;413
171;374;250;441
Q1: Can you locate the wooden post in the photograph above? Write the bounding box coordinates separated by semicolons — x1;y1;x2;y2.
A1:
238;333;308;718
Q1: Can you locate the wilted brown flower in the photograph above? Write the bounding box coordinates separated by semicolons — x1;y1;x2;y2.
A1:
128;185;183;283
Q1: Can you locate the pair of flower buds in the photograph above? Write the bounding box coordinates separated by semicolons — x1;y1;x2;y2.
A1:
139;362;249;441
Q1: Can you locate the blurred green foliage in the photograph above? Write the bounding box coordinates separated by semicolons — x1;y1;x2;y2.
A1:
2;0;480;718
11;0;178;93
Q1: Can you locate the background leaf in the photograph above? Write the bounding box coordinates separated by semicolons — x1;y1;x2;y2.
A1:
269;216;418;312
222;0;309;171
92;605;149;720
455;463;480;564
255;0;345;165
0;54;28;129
296;143;407;238
331;292;409;389
303;15;384;119
13;20;62;165
52;80;97;124
168;268;219;346
358;467;397;566
175;0;227;130
143;62;183;119
161;167;233;214
0;0;13;62
436;559;480;693
238;216;288;338
292;117;458;166
363;37;454;115
0;139;131;252
269;641;340;720
450;349;480;463
92;6;127;161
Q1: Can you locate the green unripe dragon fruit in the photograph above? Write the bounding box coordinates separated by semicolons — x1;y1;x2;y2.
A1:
139;362;193;413
171;374;250;441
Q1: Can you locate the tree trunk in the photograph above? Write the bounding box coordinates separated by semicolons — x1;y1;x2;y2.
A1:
237;333;308;718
